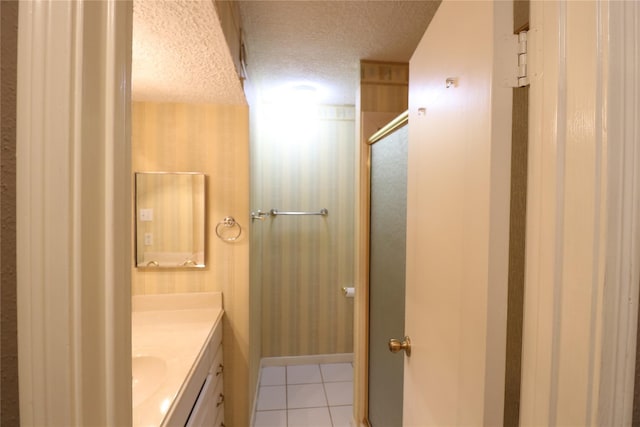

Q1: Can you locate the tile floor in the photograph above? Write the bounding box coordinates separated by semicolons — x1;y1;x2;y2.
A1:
253;362;353;427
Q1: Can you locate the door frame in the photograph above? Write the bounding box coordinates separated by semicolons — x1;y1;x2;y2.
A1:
17;1;132;424
521;0;639;424
602;1;640;422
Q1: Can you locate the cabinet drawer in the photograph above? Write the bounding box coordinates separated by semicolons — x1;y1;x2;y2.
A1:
164;321;223;426
211;346;224;378
185;374;215;427
212;374;224;420
184;365;224;426
185;348;224;427
214;404;225;427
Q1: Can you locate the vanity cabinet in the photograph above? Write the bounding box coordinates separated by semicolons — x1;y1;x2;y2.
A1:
132;293;224;427
186;346;225;426
164;318;225;427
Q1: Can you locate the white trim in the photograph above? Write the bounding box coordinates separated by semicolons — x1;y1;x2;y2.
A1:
521;1;611;425
18;3;75;423
17;1;132;425
548;2;567;420
599;1;640;424
520;2;564;423
71;3;85;421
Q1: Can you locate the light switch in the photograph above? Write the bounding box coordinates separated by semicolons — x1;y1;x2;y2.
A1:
140;208;153;222
144;233;153;246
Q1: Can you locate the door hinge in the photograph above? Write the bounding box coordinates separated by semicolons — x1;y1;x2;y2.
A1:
513;31;529;87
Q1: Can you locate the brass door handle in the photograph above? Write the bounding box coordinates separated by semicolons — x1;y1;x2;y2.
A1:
388;336;411;356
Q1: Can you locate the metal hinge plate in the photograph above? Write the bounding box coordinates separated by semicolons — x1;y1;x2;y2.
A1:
509;31;529;87
516;31;529;87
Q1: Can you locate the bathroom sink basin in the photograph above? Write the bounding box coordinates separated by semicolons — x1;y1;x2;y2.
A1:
132;356;167;407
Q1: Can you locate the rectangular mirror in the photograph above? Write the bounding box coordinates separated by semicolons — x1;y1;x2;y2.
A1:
135;172;206;268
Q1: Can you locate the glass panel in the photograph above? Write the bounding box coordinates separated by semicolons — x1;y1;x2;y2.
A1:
368;124;408;427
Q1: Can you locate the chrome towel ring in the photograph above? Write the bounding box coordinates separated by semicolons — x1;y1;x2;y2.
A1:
216;216;242;242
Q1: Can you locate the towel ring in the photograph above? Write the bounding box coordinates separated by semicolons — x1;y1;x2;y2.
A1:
216;216;242;242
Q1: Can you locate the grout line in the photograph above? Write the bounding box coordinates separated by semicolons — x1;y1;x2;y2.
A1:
320;366;334;427
285;366;289;427
323;364;338;426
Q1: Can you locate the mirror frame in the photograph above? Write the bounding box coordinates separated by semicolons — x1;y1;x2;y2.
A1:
134;171;206;269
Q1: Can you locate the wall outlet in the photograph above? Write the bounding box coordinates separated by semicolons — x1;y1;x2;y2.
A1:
144;233;153;246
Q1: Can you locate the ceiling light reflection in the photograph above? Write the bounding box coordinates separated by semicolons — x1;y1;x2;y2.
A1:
264;81;325;105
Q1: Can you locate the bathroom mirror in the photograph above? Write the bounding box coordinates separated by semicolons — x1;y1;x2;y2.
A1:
135;172;206;268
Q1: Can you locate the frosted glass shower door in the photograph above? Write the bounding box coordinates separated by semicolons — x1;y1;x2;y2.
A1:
368;122;408;427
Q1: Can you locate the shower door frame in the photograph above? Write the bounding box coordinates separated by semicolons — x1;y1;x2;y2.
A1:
358;111;409;426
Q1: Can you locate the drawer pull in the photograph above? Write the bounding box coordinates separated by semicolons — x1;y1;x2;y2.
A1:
216;393;225;407
216;363;224;376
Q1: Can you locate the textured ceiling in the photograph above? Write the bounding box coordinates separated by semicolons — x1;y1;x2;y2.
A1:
132;0;246;105
132;1;440;106
238;1;440;105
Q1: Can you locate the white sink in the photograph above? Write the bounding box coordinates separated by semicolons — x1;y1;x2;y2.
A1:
132;356;167;407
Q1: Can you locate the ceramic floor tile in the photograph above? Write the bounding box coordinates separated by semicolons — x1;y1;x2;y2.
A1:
261;366;286;386
320;363;353;382
287;383;327;409
287;407;332;427
287;364;322;384
257;385;287;411
254;410;287;427
323;381;353;406
329;405;353;427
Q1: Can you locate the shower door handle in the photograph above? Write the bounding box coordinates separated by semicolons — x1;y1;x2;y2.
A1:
388;336;411;356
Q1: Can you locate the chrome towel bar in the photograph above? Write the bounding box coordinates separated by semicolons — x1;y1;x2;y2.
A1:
270;208;328;217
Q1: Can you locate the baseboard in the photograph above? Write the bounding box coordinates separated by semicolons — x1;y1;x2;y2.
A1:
260;352;354;367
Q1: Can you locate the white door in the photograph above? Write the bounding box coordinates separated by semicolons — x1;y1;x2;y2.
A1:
403;1;513;425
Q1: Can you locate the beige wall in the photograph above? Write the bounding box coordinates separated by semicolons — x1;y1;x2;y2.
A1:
251;105;356;357
131;101;251;426
1;1;19;424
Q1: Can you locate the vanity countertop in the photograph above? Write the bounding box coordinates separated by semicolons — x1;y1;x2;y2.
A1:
132;292;223;427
